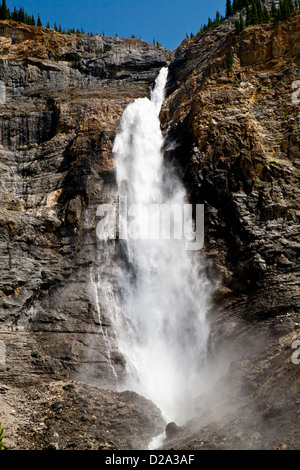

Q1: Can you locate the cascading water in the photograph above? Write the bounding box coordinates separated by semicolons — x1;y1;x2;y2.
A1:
111;68;212;425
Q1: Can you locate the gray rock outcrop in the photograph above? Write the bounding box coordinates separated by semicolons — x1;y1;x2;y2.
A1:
0;20;171;387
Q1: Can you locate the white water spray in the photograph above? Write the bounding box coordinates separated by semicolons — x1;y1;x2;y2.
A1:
112;68;212;424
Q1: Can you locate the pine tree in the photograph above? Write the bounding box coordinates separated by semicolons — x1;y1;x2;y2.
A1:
226;0;233;17
18;6;25;23
12;6;18;21
227;50;234;69
276;3;283;19
234;12;245;34
252;3;259;24
271;0;277;17
263;6;270;22
235;17;241;33
287;0;295;13
37;13;42;27
0;0;9;20
24;13;30;25
245;5;252;25
256;0;264;23
276;0;287;19
240;11;245;29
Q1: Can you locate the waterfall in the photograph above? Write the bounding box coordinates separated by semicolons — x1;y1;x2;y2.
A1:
111;68;212;425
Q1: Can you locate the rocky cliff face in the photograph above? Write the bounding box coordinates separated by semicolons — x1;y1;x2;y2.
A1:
0;14;299;450
0;20;170;448
162;12;300;347
0;20;171;388
160;13;300;449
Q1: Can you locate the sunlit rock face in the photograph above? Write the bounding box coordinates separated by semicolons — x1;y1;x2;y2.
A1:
158;14;300;450
0;19;171;386
162;13;300;347
0;11;299;451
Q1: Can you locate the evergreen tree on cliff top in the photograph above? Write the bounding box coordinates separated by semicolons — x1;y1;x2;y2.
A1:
226;0;233;17
0;0;9;20
37;13;42;27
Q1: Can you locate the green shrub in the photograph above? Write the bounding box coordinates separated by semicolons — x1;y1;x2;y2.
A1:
0;423;6;450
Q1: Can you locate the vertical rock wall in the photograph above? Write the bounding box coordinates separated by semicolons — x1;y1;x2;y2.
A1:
0;20;171;386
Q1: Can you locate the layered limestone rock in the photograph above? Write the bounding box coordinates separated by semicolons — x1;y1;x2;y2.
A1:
158;13;300;450
0;13;299;450
162;12;300;351
0;20;171;387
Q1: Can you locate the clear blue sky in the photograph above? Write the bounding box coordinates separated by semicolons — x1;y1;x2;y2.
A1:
5;0;227;51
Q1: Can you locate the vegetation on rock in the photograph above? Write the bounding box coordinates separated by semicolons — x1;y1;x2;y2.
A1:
0;424;9;450
191;0;299;38
0;0;95;36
